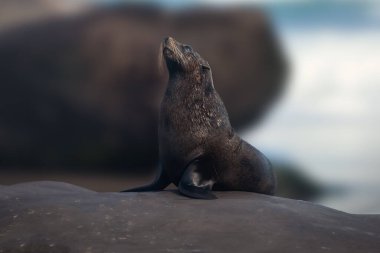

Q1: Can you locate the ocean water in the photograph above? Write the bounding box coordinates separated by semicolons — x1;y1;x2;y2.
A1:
244;1;380;214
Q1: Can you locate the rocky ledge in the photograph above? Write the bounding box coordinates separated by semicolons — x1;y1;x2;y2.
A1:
0;181;379;253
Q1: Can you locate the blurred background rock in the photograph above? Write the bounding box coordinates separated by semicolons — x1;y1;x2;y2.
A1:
0;1;285;168
0;0;379;214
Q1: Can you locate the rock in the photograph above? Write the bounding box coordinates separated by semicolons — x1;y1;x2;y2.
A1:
0;181;379;253
0;5;286;169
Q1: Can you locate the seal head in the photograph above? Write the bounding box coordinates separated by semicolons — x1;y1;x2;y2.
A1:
162;37;210;74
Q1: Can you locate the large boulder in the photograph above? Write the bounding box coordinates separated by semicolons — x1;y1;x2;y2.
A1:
0;5;286;169
0;181;379;253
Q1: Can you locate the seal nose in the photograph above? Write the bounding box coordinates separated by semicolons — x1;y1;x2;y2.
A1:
164;36;176;47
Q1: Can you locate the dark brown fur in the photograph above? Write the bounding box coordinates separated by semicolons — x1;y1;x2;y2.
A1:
122;37;276;199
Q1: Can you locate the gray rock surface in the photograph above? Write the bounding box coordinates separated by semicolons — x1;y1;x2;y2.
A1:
0;181;379;253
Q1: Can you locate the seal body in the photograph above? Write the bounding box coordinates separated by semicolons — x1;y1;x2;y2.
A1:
122;37;276;199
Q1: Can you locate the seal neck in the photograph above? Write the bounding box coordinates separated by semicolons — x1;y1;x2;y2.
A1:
168;71;213;99
168;69;211;87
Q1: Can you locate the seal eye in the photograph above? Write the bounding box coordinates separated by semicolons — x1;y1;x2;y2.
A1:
201;64;210;70
163;47;173;58
183;45;192;53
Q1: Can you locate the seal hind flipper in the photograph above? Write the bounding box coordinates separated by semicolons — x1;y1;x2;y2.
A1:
178;159;217;199
120;166;170;192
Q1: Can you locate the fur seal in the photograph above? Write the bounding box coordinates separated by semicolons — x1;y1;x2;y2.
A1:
122;37;276;199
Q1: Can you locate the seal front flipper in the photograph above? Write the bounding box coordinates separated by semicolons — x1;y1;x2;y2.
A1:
120;166;170;192
178;159;217;199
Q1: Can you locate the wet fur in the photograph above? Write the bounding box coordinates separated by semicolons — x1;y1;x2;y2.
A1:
122;37;276;199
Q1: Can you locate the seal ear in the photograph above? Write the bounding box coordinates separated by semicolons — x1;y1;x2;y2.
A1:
178;158;216;199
